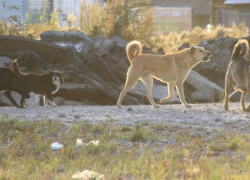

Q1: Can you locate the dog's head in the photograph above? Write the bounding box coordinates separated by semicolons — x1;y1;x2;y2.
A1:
190;45;212;62
50;71;64;85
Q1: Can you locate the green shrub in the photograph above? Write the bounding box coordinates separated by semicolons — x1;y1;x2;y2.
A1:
79;0;154;44
130;124;147;142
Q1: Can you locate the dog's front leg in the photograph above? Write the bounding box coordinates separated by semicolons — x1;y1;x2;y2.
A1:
20;97;28;108
46;94;57;107
43;96;51;107
175;83;191;108
160;82;175;104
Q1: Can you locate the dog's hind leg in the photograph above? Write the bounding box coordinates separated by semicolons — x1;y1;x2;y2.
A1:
224;74;233;111
240;91;247;111
159;82;175;104
175;82;191;108
244;80;250;112
140;74;158;108
117;67;141;107
4;91;21;108
20;97;27;108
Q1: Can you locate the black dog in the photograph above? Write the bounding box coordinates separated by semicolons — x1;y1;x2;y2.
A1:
0;67;30;108
11;60;64;107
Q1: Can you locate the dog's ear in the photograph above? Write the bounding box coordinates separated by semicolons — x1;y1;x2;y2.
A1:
190;45;195;53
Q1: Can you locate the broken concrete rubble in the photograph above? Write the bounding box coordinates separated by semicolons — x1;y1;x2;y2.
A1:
0;32;236;106
40;31;94;58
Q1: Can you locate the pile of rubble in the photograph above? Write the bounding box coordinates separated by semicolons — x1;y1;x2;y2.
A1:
0;32;248;107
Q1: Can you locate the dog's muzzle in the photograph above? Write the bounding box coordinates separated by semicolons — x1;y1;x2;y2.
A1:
203;52;212;61
53;76;59;81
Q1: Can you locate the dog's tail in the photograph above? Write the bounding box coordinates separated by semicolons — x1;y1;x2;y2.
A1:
231;39;249;60
10;60;22;76
126;40;142;63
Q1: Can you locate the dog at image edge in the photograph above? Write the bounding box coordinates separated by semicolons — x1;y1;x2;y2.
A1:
224;39;250;111
11;60;64;107
0;67;30;108
117;40;212;108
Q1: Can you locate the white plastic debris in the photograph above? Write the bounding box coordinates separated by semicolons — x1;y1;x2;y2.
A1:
76;138;85;147
72;170;104;180
51;142;63;150
75;139;99;147
88;140;99;146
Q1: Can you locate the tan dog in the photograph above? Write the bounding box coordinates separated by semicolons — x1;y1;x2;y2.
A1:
117;41;212;108
224;39;250;111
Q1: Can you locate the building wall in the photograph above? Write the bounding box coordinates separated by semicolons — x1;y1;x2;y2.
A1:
0;0;106;26
54;0;105;26
0;0;26;22
221;5;250;28
57;0;81;26
151;0;212;29
27;0;44;23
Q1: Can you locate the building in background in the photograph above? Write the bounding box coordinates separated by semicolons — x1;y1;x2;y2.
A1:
211;0;225;25
222;0;250;28
0;0;105;26
151;0;212;29
0;0;27;22
1;0;249;33
153;7;192;34
27;0;104;26
212;0;250;29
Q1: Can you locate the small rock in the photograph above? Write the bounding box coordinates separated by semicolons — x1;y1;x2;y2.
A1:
214;118;221;122
168;139;177;145
175;171;183;178
0;144;5;150
127;107;134;111
57;165;66;174
204;136;212;142
59;114;66;118
8;131;16;137
74;115;80;119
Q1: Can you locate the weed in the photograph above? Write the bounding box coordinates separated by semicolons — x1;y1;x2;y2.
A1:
129;124;147;142
229;135;241;151
0;117;250;179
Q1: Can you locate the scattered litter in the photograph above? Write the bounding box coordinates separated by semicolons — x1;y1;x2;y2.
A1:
51;142;63;150
76;138;85;147
72;170;104;180
88;140;99;146
186;168;200;177
75;139;99;147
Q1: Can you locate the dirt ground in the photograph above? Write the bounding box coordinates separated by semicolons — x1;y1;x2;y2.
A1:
1;102;250;134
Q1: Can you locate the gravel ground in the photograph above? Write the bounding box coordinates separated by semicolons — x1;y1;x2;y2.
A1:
1;102;250;134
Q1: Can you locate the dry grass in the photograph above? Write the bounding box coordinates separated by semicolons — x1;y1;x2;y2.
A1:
151;23;249;53
0;115;250;179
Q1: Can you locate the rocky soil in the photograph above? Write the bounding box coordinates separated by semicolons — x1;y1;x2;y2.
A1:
1;103;250;135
